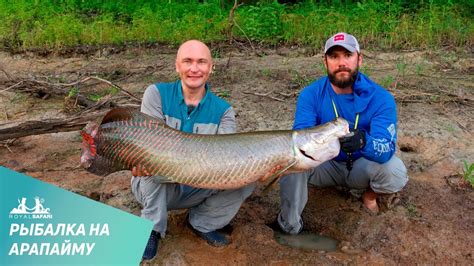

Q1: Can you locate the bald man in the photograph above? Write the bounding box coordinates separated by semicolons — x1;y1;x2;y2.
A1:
131;40;255;261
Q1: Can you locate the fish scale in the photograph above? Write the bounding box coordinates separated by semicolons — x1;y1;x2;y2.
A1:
81;108;350;189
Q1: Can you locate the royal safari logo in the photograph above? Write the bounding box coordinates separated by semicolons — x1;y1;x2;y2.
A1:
9;196;53;219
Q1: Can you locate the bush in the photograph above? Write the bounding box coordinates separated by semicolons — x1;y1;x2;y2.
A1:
0;0;472;50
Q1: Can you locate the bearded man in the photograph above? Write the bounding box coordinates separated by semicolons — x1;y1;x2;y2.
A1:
269;32;408;235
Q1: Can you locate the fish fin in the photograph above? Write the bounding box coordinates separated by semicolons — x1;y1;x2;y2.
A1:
262;160;297;195
101;107;166;127
101;108;135;125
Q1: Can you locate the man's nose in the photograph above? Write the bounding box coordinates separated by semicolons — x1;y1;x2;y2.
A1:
337;57;347;67
190;62;199;72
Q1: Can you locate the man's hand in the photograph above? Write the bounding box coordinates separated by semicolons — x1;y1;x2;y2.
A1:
339;129;366;153
132;165;152;177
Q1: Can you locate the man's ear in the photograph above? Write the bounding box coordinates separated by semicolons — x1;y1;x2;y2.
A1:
358;53;363;66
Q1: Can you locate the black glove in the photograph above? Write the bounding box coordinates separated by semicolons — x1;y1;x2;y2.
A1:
339;129;366;154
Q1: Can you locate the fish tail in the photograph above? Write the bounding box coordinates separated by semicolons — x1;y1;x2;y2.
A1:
80;130;97;156
80;122;100;169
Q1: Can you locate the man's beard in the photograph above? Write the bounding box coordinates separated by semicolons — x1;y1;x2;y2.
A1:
328;66;359;89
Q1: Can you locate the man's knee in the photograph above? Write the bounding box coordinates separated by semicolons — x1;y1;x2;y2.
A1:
280;171;310;188
131;176;142;203
206;183;256;208
370;156;408;193
131;176;165;206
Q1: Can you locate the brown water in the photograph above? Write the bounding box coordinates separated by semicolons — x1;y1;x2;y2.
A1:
274;231;339;251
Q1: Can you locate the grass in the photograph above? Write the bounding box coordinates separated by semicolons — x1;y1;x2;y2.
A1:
443;122;456;133
396;60;408;77
430;95;440;102
360;65;373;78
0;1;472;50
86;86;120;102
415;63;425;76
462;160;474;188
211;49;221;59
405;202;421;218
290;70;312;87
261;68;272;77
380;75;395;89
67;87;79;98
214;89;230;98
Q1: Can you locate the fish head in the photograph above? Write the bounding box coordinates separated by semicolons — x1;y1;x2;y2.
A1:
292;118;350;170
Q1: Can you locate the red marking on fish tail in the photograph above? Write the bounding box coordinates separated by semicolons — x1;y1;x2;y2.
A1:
80;130;97;156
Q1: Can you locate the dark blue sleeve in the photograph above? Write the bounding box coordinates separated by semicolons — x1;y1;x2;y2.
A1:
360;94;398;163
293;86;318;130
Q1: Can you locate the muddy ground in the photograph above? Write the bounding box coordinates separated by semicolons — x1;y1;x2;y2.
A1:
0;45;473;265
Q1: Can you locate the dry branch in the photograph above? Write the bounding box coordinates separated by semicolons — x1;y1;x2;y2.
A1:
38;76;141;102
1;81;23;93
0;67;12;80
1;75;141;103
243;90;285;102
0;73;146;141
0;110;109;141
0;139;16;152
389;81;473;107
226;0;242;44
233;21;255;52
277;91;296;97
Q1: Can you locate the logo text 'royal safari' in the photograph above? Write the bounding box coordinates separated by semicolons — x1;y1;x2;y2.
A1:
9;197;53;219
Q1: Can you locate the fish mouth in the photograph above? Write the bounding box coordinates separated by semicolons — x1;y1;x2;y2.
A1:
299;148;317;161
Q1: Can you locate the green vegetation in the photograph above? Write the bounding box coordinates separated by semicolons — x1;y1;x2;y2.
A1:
291;70;312;87
429;94;440;102
405;202;421;218
0;0;472;50
462;160;474;188
87;86;120;102
415;63;425;76
261;68;272;77
215;89;230;98
380;74;394;88
396;59;407;77
359;65;372;77
67;87;79;97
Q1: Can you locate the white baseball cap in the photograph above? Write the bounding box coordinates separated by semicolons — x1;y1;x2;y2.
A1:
324;32;360;54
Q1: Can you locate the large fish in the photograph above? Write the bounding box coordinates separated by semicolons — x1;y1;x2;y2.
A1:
80;108;349;189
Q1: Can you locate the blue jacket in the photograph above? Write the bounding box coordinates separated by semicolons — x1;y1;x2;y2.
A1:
294;73;397;163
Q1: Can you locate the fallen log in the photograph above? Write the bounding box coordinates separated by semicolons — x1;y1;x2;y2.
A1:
0;111;108;141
